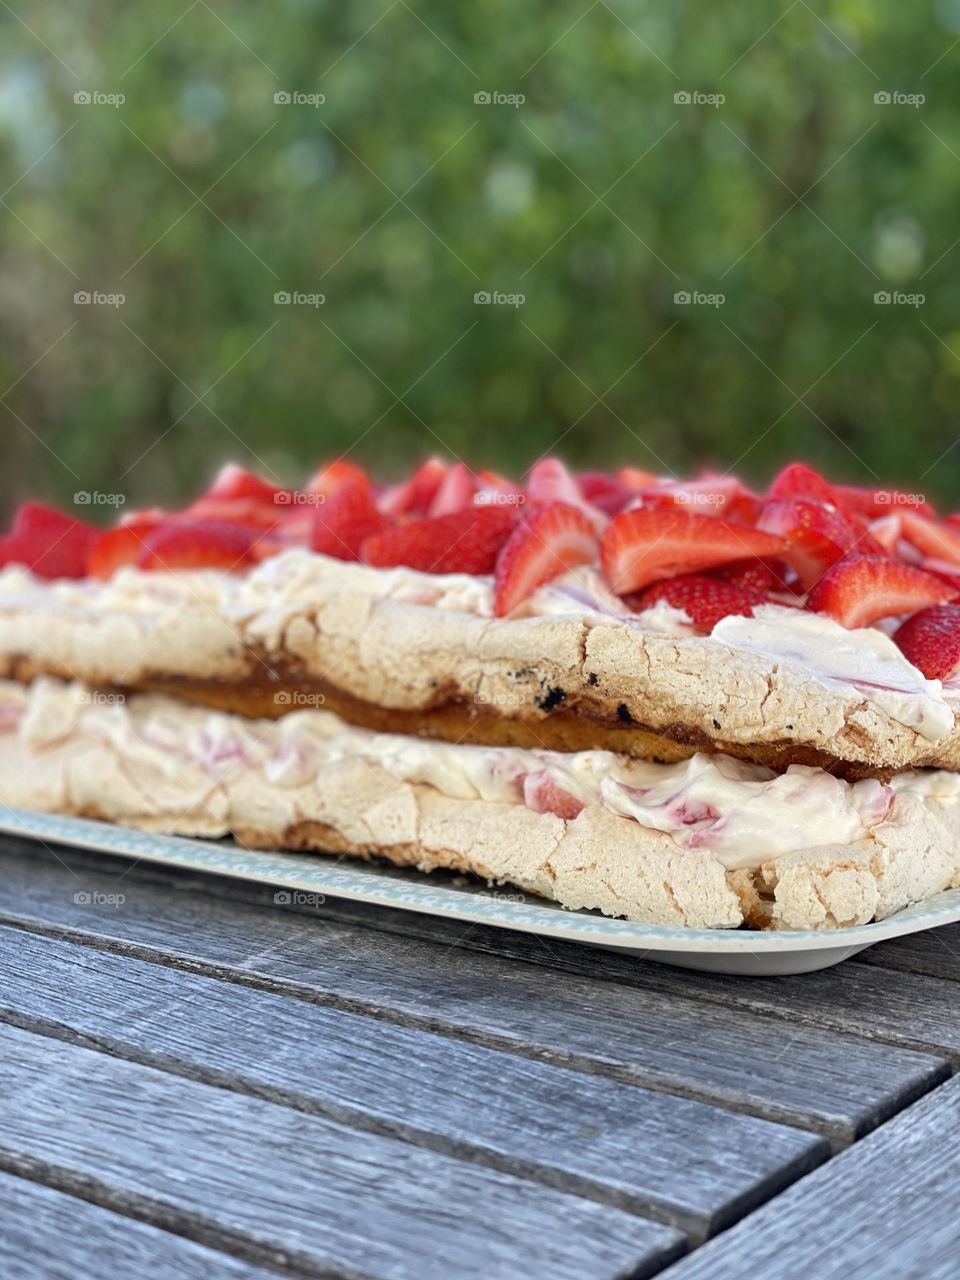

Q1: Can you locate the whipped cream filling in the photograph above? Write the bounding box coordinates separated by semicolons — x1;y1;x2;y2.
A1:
7;677;957;871
712;605;953;741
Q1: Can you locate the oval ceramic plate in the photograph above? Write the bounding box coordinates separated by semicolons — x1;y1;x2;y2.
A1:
2;805;959;975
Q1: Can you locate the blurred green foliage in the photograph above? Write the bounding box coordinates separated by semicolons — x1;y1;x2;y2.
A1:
2;1;960;514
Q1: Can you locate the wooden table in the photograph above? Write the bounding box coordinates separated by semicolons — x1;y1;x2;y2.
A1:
1;835;959;1280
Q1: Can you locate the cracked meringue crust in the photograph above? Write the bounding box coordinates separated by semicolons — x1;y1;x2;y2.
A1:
2;675;959;931
0;551;957;777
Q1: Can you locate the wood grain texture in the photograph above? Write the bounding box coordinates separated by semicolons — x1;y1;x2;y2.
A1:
0;926;827;1242
0;1171;277;1280
658;1077;960;1280
0;842;945;1146
858;925;960;983
0;1023;682;1280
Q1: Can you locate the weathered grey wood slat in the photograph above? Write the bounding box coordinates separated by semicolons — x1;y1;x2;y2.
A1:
0;1023;682;1280
857;925;960;982
658;1076;960;1280
0;1170;279;1280
0;926;827;1242
0;844;946;1145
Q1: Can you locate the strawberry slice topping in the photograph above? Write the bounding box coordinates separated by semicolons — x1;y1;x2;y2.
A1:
893;604;960;680
137;520;261;572
600;507;787;596
378;457;448;518
186;464;285;527
304;459;370;500
88;520;161;579
312;481;388;561
806;555;955;629
898;510;960;567
0;503;99;579
756;498;877;591
494;502;599;617
768;462;837;505
629;573;758;632
834;485;935;520
427;462;478;517
362;506;516;575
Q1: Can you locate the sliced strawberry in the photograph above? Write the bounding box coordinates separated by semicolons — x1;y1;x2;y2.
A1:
893;604;960;680
645;474;749;518
525;457;584;508
137;520;260;572
304;459;369;500
494;503;599;617
768;462;837;505
88;520;160;579
868;515;902;554
361;506;516;575
757;498;880;591
600;507;787;596
312;482;389;561
714;559;777;601
723;493;763;526
522;770;584;819
617;466;659;492
205;463;282;504
378;458;448;518
899;510;960;567
428;462;478;517
578;471;631;515
806;555;955;629
0;503;99;579
630;573;757;633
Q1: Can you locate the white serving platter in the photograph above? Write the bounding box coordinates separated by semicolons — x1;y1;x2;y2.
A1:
2;806;958;975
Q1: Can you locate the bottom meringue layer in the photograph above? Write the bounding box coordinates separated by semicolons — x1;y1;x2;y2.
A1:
3;677;960;930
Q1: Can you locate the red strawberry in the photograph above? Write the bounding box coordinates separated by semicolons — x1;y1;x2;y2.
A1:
578;471;631;515
806;555;955;629
630;573;758;632
768;462;837;505
312;482;389;560
378;458;448;518
757;498;879;591
714;559;777;601
187;464;285;527
0;503;99;579
428;462;478;517
646;474;749;517
522;770;584;819
600;507;787;596
304;459;369;499
899;511;960;567
617;466;659;492
88;520;161;579
137;520;260;572
494;502;599;617
723;493;764;526
362;506;516;575
893;604;960;680
525;457;584;508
